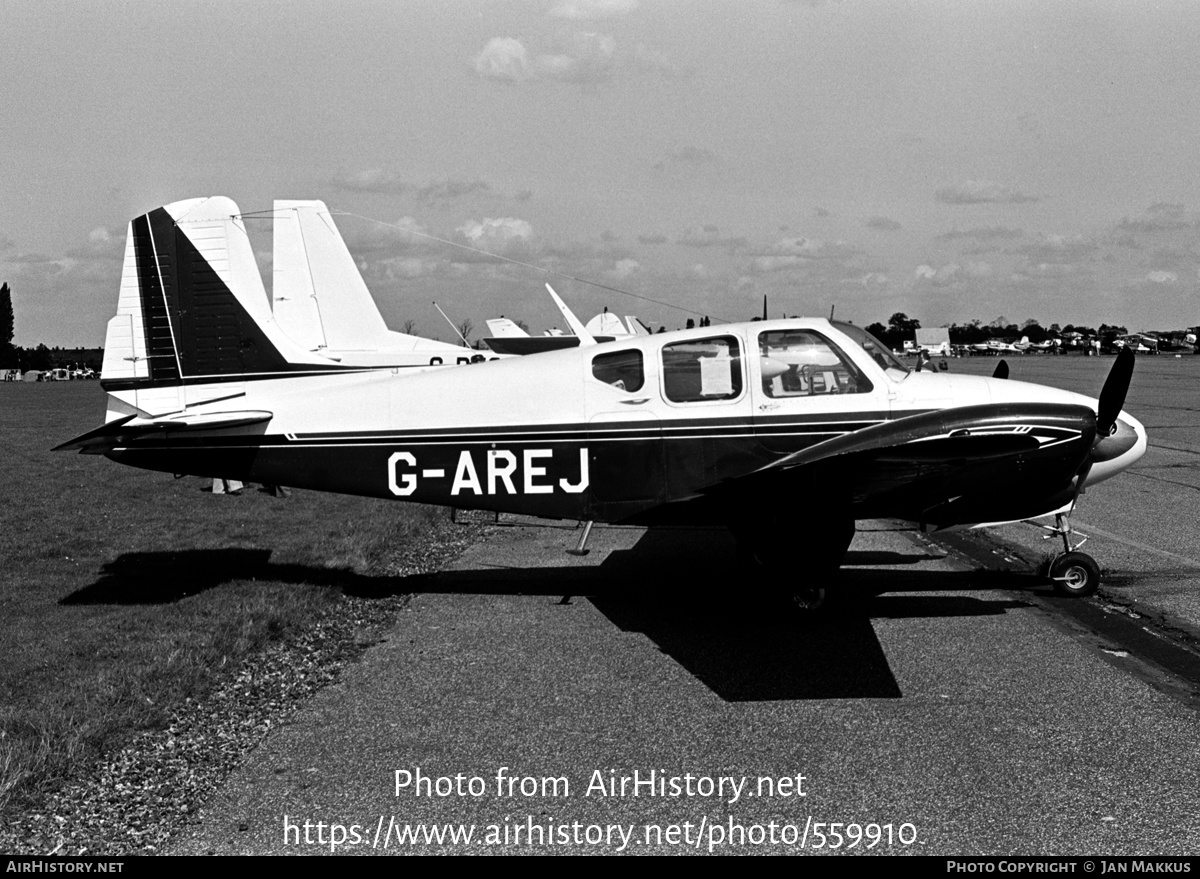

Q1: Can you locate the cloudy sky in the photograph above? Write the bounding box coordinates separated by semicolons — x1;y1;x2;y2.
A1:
5;0;1200;347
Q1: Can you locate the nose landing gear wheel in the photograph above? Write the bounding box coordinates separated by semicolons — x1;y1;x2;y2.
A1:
1048;551;1100;597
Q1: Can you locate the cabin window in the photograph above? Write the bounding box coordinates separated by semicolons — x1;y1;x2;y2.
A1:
758;330;872;397
591;349;645;392
661;336;743;403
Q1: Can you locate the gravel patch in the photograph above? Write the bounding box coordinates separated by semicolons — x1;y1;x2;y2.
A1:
0;523;483;856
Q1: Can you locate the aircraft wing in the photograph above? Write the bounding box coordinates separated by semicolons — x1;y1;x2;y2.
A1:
705;402;1097;527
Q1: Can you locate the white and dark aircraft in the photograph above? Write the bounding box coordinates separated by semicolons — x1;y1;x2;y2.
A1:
1013;336;1058;353
57;198;1147;608
969;339;1022;355
1115;334;1158;355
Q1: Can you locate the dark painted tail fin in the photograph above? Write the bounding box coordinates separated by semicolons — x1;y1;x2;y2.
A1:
101;197;336;391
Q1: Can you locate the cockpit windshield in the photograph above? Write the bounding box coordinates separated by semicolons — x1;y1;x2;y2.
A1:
832;321;910;377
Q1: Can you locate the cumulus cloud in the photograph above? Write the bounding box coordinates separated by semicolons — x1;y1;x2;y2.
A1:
473;37;532;82
456;217;538;261
913;261;992;287
935;180;1039;205
459;217;534;246
473;31;679;86
1118;203;1200;233
473;33;615;85
609;258;640;278
2;231;127;345
1146;270;1178;284
68;226;124;259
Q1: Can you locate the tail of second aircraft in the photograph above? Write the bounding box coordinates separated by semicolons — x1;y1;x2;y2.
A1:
271;200;463;362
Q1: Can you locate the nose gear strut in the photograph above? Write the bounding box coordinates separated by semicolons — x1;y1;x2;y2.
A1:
1029;512;1100;597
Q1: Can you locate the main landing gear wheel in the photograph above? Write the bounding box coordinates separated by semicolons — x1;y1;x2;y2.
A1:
733;518;853;613
789;585;829;612
1048;551;1101;597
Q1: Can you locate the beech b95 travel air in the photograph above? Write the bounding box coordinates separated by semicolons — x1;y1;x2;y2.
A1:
58;197;1148;608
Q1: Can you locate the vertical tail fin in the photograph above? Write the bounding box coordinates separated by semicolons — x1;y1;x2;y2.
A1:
484;317;531;338
271;201;461;358
101;197;334;392
272;200;390;352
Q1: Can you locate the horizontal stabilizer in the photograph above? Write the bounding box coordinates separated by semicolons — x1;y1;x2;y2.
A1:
52;415;138;453
54;411;273;454
146;410;274;431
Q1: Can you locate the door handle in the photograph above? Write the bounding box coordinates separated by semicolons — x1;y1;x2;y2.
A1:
620;397;651;404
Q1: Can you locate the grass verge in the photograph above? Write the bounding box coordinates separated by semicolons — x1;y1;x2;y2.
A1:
0;382;474;819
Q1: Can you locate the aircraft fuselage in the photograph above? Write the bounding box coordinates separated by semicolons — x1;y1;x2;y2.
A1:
99;319;1146;530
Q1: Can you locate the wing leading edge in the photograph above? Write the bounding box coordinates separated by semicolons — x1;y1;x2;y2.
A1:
709;402;1098;528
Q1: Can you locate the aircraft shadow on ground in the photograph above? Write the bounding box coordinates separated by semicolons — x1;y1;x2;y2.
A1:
399;528;1035;702
61;548;396;605
65;531;1035;703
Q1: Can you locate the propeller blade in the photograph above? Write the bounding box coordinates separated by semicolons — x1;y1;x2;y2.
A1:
992;359;1009;380
1073;347;1136;511
1097;347;1135;436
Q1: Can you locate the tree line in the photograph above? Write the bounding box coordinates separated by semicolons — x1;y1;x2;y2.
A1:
863;312;1134;352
